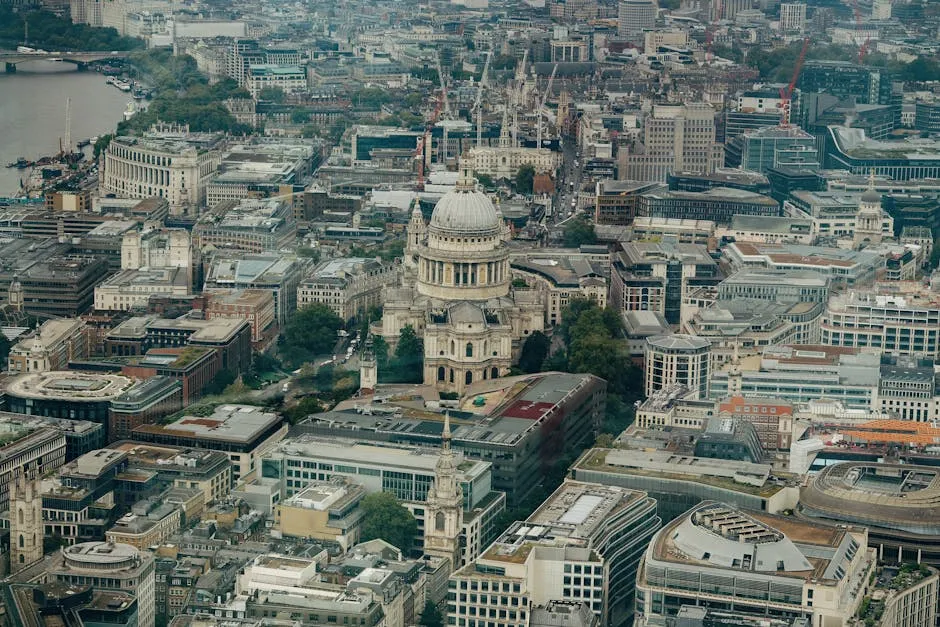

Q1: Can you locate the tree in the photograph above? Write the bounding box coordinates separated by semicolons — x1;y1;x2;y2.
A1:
259;87;287;103
394;325;424;383
514;164;535;194
202;369;236;396
563;217;597;247
359;492;418;553
518;331;550;373
474;172;494;188
419;600;445;627
281;304;345;367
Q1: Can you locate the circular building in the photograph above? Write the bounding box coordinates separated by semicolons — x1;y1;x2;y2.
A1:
799;462;940;564
4;371;135;426
51;541;155;627
644;334;711;399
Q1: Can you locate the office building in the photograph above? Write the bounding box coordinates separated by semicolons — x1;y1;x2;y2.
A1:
194;198;296;254
610;241;721;325
801;462;940;567
49;541;156;627
722;242;882;287
667;169;771;195
717;397;794;451
594;181;662;225
510;252;608;327
7;318;89;374
19;255;111;318
275;478;366;551
799;61;895;110
108;376;183;440
914;100;940;134
694;416;765;463
823;127;940;180
203;254;310;325
717;270;830;304
143;316;252;376
293;372;607;505
94;267;192;312
204;289;277;344
619;104;724;183
121;226;193;285
730;126;818;174
245;64;308;98
3;584;140;627
264;435;505;565
618;0;656;37
571;448;798;523
627;217;715;245
449;480;660;627
645;334;711;399
297;257;397;322
635;502;873;626
132;405;287;485
720;215;814;244
779;2;806;31
638;187;780;225
821;283;940;360
100;123;226;215
4;371;136;438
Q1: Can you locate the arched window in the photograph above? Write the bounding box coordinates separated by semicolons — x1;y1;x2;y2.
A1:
465;342;473;357
491;367;499;379
18;509;23;525
450;340;455;355
18;554;24;564
435;512;446;531
465;371;473;385
18;534;24;548
437;367;445;381
449;369;454;383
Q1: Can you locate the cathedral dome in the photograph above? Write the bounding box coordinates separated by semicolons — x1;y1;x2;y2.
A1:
428;167;500;237
861;188;881;204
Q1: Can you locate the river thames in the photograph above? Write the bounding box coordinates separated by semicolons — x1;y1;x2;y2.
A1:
0;60;132;197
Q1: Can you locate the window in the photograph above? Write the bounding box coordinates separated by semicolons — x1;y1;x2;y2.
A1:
438;367;446;381
466;342;473;357
465;371;473;385
436;511;446;531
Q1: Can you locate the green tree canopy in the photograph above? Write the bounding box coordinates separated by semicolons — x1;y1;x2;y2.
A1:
518;331;550;373
514;164;535;194
281;304;345;367
359;492;418;553
393;325;424;383
419;601;445;627
0;7;143;52
563;217;597;247
259;86;287;103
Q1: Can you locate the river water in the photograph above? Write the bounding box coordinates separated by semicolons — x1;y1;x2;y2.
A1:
0;60;133;197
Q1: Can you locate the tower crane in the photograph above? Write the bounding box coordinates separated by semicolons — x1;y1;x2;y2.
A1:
435;50;452;120
473;49;493;147
536;64;558;148
778;37;809;127
512;49;528;148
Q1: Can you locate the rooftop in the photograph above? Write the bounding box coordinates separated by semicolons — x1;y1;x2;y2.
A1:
5;371;135;402
135;404;282;444
576;448;783;498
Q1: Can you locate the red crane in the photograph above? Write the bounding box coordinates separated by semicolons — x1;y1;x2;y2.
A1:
851;0;869;62
779;37;810;127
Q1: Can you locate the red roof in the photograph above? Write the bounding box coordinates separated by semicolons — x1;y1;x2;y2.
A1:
501;400;555;420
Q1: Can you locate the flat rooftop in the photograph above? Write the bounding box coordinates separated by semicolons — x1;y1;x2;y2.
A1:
526;480;645;539
136;404;282;444
575;448;784;498
5;371;136;402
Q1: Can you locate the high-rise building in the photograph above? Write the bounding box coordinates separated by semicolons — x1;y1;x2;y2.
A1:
644;334;712;399
779;2;806;32
620;104;724;183
617;0;656;37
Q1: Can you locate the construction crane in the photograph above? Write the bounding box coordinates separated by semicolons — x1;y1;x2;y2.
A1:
536;64;558;148
851;0;869;62
414;96;444;190
512;49;528;148
779;37;810;127
474;49;493;147
434;50;451;120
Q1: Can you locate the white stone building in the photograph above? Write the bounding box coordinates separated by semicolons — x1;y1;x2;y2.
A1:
380;167;544;394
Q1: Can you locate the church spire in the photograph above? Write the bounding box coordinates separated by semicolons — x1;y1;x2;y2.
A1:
442;410;452;450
